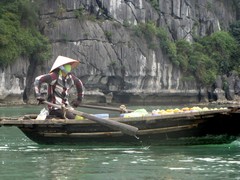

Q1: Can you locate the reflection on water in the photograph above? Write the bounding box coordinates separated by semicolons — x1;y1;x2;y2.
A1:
0;127;240;180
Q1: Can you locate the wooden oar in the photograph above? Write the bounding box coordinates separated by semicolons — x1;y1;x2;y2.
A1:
79;104;134;113
43;101;138;137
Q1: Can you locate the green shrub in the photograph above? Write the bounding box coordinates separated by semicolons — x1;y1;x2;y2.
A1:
135;22;157;41
189;51;217;85
104;31;112;42
0;0;51;66
156;27;177;61
147;0;160;11
176;40;192;72
229;20;240;43
134;19;240;86
199;31;238;75
74;5;85;20
176;31;240;85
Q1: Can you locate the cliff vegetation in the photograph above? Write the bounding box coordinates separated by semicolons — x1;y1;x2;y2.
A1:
0;0;51;66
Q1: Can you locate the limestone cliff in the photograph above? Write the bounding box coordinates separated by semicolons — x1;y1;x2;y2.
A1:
1;0;239;105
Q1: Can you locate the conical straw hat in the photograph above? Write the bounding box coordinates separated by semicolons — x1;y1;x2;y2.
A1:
50;56;80;72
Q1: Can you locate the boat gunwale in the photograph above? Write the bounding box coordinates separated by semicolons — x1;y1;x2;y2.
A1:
0;109;231;127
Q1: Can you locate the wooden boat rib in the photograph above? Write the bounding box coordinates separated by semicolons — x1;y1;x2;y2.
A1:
0;107;240;145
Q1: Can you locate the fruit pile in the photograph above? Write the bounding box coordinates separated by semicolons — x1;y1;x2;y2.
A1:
120;106;228;118
151;106;228;115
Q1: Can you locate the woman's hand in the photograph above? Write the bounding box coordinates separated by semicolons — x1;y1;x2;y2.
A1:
71;99;81;107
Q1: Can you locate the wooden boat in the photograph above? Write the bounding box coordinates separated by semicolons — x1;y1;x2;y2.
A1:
0;106;240;145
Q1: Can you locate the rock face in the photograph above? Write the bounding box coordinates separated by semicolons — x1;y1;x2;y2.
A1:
1;0;240;105
0;57;29;105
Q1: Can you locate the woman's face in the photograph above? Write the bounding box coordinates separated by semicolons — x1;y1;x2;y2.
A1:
64;64;72;73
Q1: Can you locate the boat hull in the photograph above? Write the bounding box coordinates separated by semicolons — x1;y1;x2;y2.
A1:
17;110;240;145
21;128;237;146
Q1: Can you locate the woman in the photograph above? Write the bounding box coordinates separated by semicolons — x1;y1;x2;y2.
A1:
34;55;84;119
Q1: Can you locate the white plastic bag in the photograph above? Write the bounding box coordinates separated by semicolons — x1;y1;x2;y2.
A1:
36;108;49;120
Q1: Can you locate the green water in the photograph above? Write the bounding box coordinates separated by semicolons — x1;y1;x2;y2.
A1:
0;105;240;180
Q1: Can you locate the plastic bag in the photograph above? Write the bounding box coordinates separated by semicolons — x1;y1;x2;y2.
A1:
36;108;49;120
